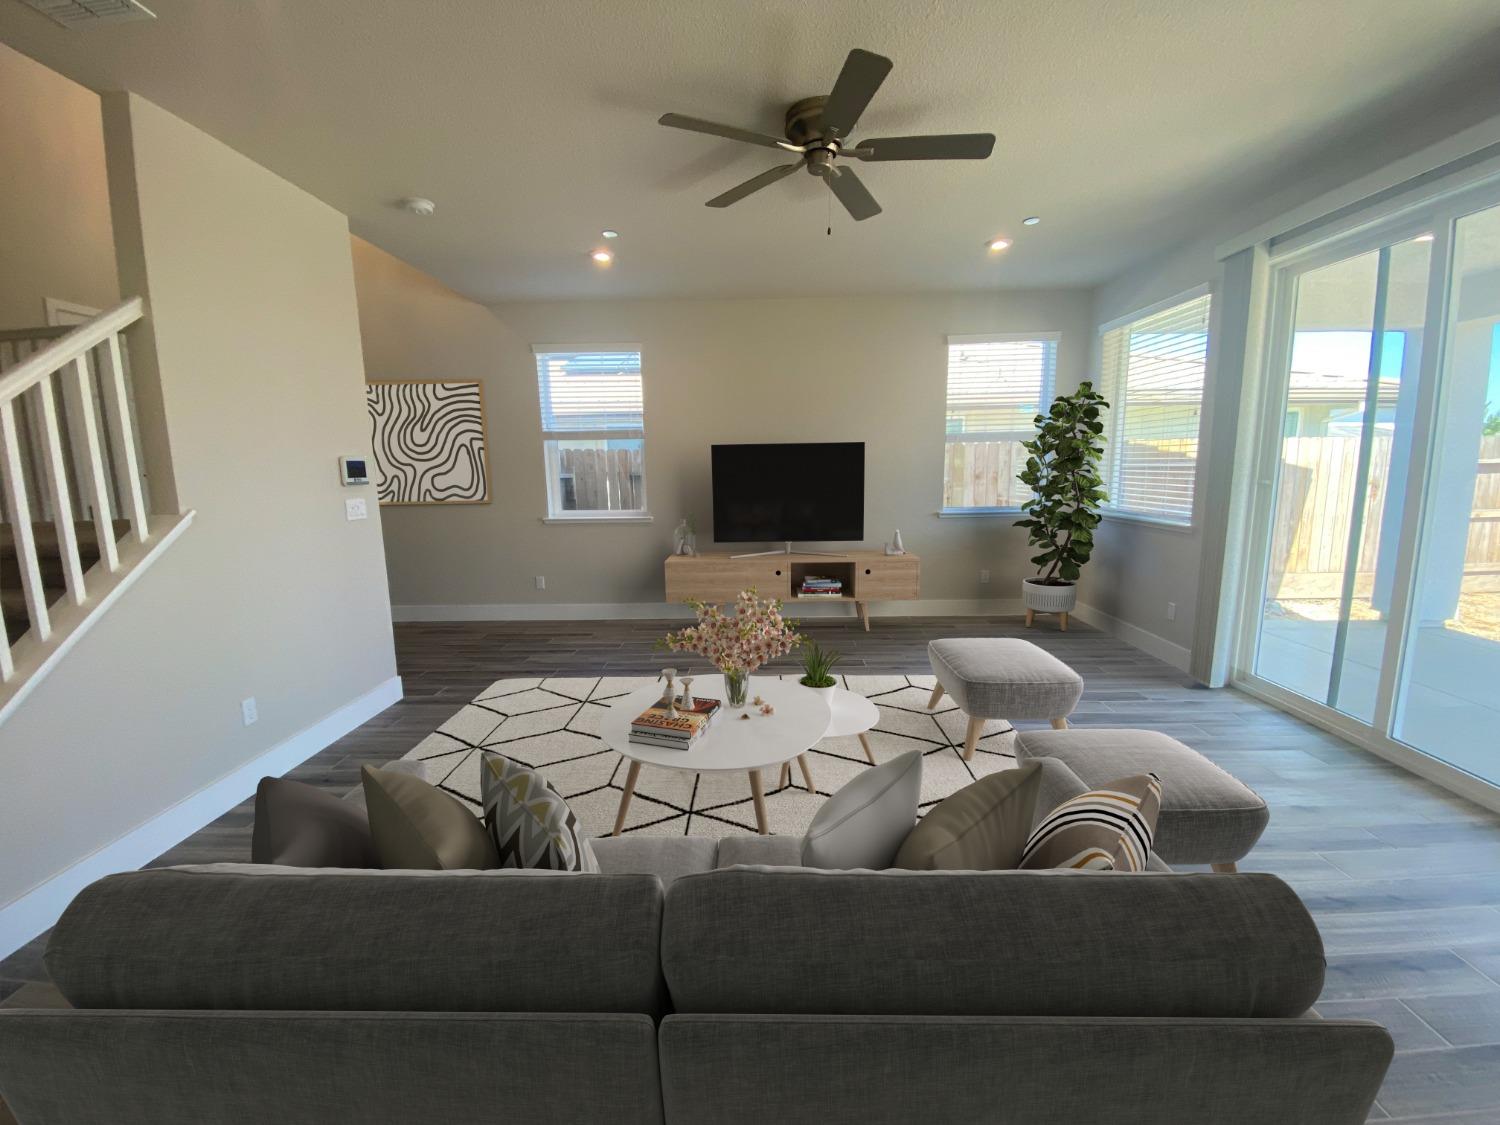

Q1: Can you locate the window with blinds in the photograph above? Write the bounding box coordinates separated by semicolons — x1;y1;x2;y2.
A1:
1098;292;1211;525
533;348;647;517
941;334;1058;511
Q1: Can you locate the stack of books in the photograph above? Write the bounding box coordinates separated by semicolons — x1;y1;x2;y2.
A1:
629;695;723;750
798;575;845;598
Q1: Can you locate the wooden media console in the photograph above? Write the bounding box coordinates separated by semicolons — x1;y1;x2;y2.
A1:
663;550;920;630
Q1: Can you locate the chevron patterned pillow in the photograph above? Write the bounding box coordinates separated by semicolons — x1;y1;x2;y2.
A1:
480;751;599;872
1018;772;1163;872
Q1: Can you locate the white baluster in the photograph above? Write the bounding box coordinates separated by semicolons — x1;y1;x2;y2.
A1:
0;400;51;643
29;375;86;605
98;334;149;544
61;355;118;573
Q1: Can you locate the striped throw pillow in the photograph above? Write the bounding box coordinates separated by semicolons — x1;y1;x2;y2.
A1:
1018;773;1163;871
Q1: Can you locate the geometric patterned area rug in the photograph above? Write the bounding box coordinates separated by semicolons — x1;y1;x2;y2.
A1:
399;674;1018;839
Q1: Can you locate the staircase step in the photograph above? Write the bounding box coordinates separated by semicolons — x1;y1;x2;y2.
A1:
1;585;66;643
0;519;130;561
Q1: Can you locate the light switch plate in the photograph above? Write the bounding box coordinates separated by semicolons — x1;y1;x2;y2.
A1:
345;497;368;521
241;697;258;726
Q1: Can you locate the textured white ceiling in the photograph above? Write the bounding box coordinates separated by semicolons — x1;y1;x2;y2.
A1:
4;0;1500;301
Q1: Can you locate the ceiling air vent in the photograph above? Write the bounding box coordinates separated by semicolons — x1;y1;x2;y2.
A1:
21;0;157;27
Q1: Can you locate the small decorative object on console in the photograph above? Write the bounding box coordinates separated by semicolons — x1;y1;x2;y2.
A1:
885;529;906;555
661;589;802;709
673;517;697;556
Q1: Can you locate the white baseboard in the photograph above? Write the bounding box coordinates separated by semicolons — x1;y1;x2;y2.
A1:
1070;602;1192;672
0;674;403;961
391;598;1028;622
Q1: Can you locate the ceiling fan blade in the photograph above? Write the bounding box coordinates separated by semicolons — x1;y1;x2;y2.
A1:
850;133;997;161
705;163;802;208
821;48;893;138
826;166;882;221
659;113;802;152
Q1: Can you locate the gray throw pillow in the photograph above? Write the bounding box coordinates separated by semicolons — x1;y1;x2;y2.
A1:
481;751;598;872
893;761;1044;870
361;765;499;870
800;750;922;870
251;776;378;868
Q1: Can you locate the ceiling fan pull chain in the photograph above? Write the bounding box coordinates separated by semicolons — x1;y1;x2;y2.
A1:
826;175;833;237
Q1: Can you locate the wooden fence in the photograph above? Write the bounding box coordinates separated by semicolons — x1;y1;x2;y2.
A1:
942;440;1028;509
558;445;644;512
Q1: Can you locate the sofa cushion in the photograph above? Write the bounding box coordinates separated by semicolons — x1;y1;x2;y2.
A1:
717;834;802;868
252;776;377;868
927;638;1083;719
593;835;718;886
894;762;1044;870
361;765;498;870
662;867;1323;1018
1014;729;1269;864
481;752;597;872
1019;773;1163;872
801;750;922;870
46;866;666;1014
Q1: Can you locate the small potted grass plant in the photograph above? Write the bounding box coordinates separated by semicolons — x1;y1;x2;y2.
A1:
798;638;841;700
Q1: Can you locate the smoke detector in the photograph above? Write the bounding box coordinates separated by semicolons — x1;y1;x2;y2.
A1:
21;0;156;27
397;197;437;217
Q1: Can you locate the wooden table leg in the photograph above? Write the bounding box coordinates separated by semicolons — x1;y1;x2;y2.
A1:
778;761;791;789
612;760;641;836
749;769;768;834
797;753;817;793
857;732;876;765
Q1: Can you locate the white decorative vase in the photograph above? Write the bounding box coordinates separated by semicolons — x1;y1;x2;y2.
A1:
1021;577;1077;615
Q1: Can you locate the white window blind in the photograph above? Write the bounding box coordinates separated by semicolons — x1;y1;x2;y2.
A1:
942;334;1058;511
533;348;647;517
1098;293;1211;525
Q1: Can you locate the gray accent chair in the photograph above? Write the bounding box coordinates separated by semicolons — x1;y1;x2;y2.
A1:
0;833;1391;1125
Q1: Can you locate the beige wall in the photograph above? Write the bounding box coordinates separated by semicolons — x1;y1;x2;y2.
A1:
351;244;1094;614
0;41;118;328
0;93;397;910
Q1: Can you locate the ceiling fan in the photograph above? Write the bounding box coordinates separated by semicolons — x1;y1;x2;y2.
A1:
659;48;995;222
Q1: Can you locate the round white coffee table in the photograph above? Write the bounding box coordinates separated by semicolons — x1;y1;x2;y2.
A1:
778;686;880;787
598;674;832;835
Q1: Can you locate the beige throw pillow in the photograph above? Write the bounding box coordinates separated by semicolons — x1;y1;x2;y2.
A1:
1018;773;1163;871
361;765;499;870
893;761;1044;870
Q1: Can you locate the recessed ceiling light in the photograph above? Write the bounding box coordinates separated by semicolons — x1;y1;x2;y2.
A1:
1022;216;1041;226
397;196;436;216
1414;233;1435;243
591;249;614;264
987;238;1012;252
601;229;620;239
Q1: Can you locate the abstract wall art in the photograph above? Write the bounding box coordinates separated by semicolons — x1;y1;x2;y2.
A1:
365;381;490;504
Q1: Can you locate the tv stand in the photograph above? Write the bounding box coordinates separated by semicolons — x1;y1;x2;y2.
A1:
664;550;919;631
730;541;851;559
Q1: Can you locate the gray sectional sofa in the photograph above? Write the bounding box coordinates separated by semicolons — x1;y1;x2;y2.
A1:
0;833;1393;1125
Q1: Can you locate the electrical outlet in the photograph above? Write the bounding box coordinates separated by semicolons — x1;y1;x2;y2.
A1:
241;697;258;726
345;497;368;521
1166;602;1177;621
978;569;991;584
535;575;546;590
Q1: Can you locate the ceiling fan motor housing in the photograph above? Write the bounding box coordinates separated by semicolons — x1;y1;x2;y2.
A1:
786;95;841;173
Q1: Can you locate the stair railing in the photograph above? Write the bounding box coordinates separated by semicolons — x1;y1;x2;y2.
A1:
0;298;149;681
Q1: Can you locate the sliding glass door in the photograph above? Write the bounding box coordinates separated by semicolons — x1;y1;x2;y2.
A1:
1243;188;1500;790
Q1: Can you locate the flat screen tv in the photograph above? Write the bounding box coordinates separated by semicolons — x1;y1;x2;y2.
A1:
711;442;864;543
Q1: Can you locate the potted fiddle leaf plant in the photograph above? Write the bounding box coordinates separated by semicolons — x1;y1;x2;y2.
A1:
1014;381;1109;628
797;638;841;700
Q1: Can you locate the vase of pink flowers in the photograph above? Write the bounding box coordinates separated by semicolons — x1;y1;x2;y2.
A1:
661;590;802;709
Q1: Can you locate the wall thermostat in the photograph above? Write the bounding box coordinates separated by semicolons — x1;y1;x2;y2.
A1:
339;456;369;486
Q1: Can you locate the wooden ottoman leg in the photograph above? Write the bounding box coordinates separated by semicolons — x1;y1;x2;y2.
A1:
797;754;817;793
962;715;985;761
927;684;945;709
1050;717;1069;730
749;770;769;834
857;732;876;765
1211;862;1238;873
613;760;642;836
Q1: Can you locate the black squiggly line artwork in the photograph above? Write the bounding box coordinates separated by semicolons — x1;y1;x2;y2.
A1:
366;382;489;504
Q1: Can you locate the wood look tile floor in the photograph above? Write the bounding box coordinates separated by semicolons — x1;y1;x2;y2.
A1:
4;615;1500;1122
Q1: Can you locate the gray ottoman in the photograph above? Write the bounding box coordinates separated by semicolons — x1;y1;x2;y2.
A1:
1014;728;1269;871
926;638;1084;761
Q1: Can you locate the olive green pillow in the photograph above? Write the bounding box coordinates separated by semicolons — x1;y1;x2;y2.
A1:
893;761;1044;870
361;765;499;870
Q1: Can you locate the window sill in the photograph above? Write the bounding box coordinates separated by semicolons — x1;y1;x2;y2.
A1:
935;507;1023;518
541;514;653;525
1099;509;1195;533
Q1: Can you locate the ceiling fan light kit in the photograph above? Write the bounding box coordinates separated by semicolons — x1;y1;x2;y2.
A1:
659;48;996;222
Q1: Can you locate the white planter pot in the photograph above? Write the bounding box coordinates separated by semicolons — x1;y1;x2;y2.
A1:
801;682;838;702
1021;578;1077;614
